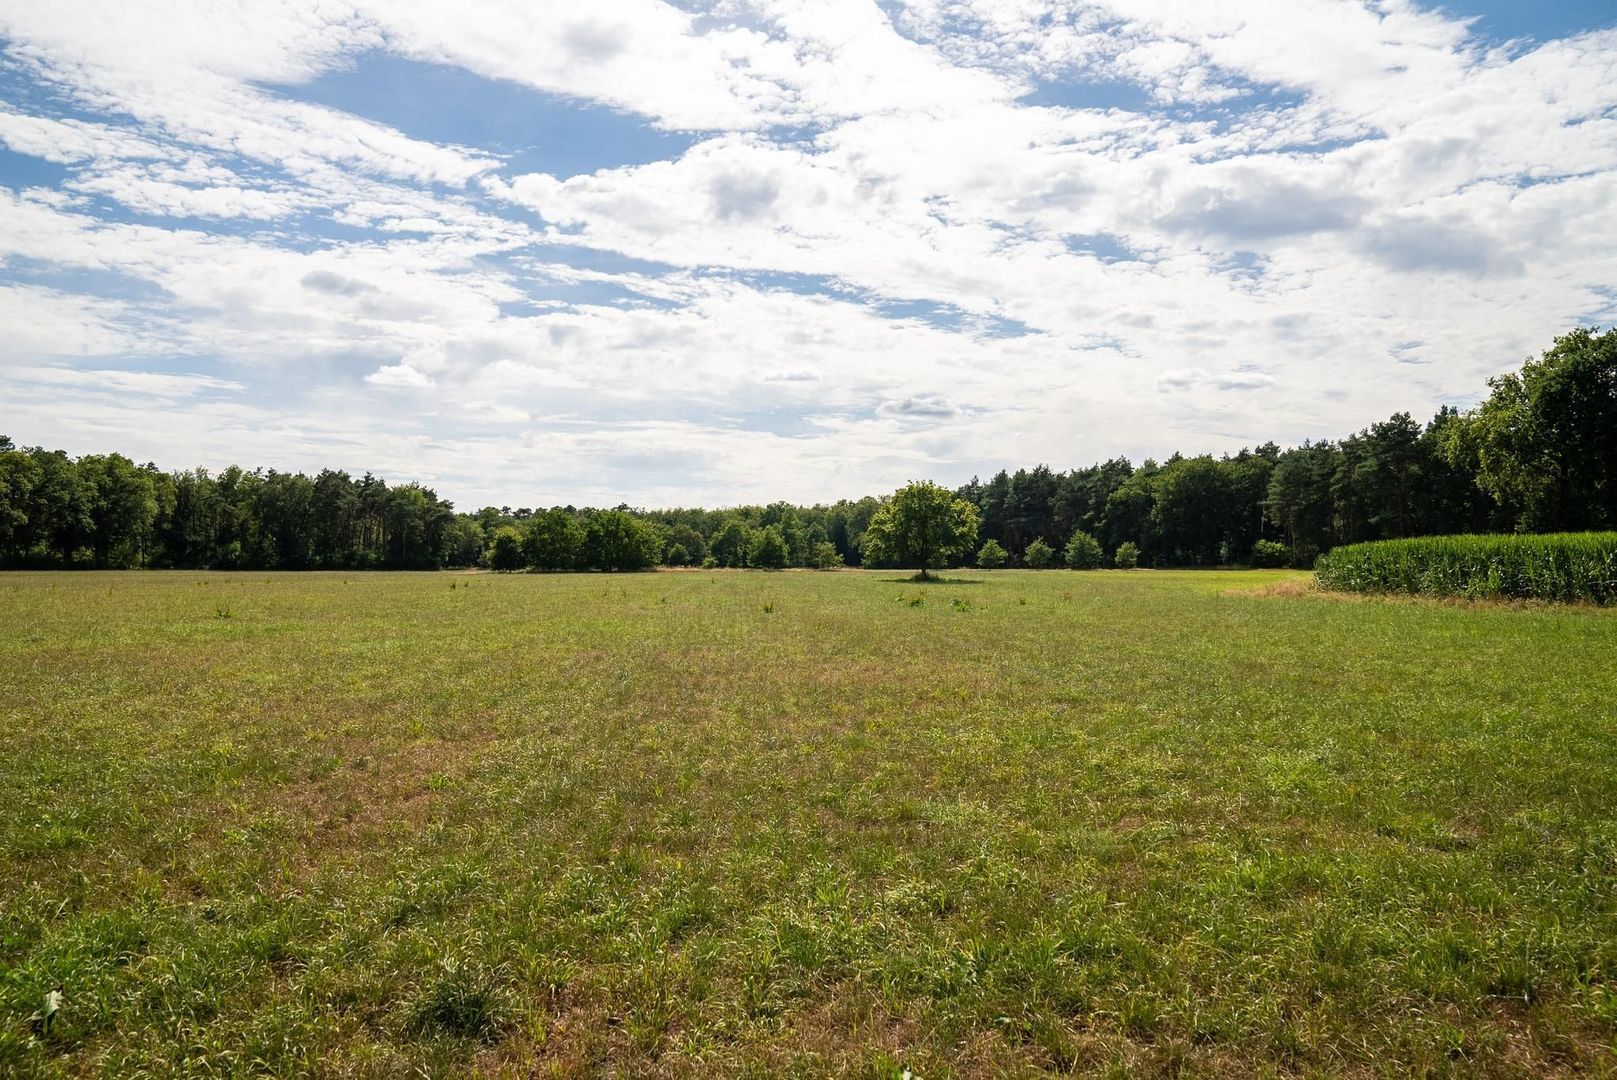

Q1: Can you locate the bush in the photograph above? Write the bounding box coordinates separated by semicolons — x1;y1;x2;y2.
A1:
976;539;1008;569
1315;532;1617;603
1064;531;1103;570
1023;539;1056;569
811;540;844;569
488;526;526;572
1114;541;1140;570
1250;539;1290;568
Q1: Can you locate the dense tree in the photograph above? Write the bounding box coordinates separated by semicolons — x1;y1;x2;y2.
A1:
1444;327;1617;530
976;538;1008;569
489;526;526;571
662;523;707;566
709;517;751;568
524;508;584;571
580;510;659;571
1266;443;1336;566
749;524;789;569
862;481;981;579
1151;456;1239;565
0;439;39;557
78;453;157;568
1102;464;1158;559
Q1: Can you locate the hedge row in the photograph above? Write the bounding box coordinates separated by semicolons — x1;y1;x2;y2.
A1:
1314;533;1617;603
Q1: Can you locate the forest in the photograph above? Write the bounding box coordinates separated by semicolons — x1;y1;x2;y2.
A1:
2;327;1612;572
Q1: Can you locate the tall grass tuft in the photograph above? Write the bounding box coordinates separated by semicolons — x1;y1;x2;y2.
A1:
1315;532;1617;603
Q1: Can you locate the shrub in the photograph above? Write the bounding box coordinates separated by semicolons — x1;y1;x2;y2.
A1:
1114;541;1140;569
488;526;526;572
1250;539;1290;568
1023;539;1056;569
1315;532;1617;603
811;540;844;569
976;539;1008;569
1064;531;1103;570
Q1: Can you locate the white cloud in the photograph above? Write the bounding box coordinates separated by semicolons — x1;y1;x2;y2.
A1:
0;2;1615;507
365;362;433;388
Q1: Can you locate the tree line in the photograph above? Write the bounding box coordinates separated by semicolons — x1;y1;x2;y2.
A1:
2;327;1611;571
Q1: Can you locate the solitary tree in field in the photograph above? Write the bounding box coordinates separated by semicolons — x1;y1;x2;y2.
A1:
976;538;1008;569
862;481;981;580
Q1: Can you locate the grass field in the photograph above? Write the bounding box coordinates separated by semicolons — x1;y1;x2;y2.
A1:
3;569;1616;1076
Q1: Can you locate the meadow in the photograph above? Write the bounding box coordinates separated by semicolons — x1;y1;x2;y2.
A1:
2;569;1616;1076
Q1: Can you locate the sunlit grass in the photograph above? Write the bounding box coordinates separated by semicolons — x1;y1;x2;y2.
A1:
2;569;1615;1075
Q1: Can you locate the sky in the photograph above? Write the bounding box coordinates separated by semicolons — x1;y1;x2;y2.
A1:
1;1;1615;511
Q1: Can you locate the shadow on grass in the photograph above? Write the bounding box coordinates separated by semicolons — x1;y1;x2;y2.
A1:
878;574;986;585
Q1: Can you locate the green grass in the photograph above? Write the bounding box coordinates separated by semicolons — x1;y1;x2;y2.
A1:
1316;532;1617;603
2;569;1616;1076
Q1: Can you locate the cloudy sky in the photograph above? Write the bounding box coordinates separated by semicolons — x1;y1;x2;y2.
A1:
1;1;1614;510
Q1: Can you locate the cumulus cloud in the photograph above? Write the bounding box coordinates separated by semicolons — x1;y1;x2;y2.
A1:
365;362;433;388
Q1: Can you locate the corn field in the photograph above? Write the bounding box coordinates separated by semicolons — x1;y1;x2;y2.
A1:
1315;533;1617;603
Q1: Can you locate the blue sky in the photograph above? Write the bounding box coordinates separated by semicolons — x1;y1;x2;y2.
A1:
1;0;1615;509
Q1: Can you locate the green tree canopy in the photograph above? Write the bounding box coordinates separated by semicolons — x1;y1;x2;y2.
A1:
581;510;660;571
525;508;584;571
749;524;789;569
488;525;526;571
862;481;981;579
1445;327;1617;530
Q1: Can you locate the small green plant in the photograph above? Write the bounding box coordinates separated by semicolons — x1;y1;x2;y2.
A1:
1114;541;1141;569
214;605;232;619
951;597;970;612
762;602;775;613
410;957;511;1041
28;989;62;1040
